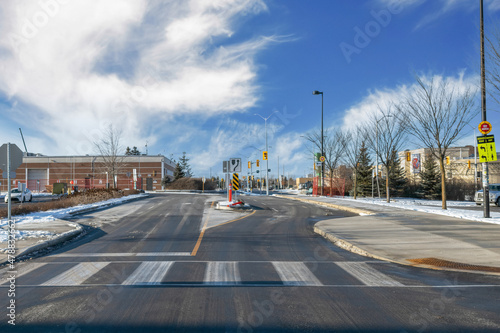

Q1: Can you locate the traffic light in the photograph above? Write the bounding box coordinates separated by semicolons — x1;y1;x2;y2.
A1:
467;160;471;169
406;151;411;161
256;160;260;167
263;151;268;160
446;156;450;165
248;161;251;169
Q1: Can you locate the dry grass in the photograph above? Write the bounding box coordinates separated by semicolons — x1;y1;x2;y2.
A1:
0;189;132;219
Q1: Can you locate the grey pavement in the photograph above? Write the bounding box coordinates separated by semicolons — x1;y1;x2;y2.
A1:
0;194;249;266
279;194;500;274
0;194;151;265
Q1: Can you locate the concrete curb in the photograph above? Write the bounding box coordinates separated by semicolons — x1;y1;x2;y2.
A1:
273;195;375;216
15;223;84;259
313;225;407;266
0;222;84;266
277;195;500;276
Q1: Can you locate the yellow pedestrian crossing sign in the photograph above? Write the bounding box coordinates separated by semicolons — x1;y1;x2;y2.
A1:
232;173;240;190
477;135;497;162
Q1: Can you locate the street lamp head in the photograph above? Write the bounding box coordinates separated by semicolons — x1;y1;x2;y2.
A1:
312;90;323;95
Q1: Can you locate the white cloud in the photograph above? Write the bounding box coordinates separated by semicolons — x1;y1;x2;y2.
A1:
341;72;480;134
0;0;276;156
377;0;500;30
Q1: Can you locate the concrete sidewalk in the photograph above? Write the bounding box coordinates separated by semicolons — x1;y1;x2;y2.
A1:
278;195;500;275
0;219;82;265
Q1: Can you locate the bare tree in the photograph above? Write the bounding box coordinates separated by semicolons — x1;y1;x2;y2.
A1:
343;125;368;199
365;104;407;203
397;75;477;209
94;125;126;188
304;128;349;187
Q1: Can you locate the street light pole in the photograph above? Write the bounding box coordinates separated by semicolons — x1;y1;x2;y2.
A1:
255;111;277;196
313;91;324;196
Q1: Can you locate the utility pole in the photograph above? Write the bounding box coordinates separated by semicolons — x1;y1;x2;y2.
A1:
480;0;490;218
255;111;277;195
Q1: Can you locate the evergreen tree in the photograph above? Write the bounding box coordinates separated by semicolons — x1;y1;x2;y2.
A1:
179;152;192;177
420;153;441;200
173;162;185;180
131;146;141;155
161;175;172;187
125;146;141;155
388;149;406;197
356;141;373;197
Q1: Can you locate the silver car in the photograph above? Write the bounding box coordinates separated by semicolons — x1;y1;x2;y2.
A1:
474;183;500;207
4;188;33;203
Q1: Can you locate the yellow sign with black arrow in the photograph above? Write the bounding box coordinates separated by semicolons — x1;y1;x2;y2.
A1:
477;135;497;163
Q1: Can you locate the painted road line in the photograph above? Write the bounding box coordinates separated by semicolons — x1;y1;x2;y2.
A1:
272;262;323;286
122;261;174;285
336;262;404;287
204;210;256;230
204;262;241;285
135;252;192;256
53;252;192;257
1;263;46;284
41;262;109;286
191;201;214;256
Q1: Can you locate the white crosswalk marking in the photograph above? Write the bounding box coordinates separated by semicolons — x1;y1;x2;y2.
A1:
53;252;191;257
272;262;323;286
335;262;404;286
204;262;241;285
123;261;174;285
41;262;109;286
6;260;413;288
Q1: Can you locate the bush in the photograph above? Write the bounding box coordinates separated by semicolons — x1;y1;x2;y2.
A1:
446;180;476;201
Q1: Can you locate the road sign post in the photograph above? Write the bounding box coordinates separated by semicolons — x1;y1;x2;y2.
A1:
1;143;24;230
477;121;493;218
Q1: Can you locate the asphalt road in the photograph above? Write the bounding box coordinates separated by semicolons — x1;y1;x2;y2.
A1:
1;194;499;332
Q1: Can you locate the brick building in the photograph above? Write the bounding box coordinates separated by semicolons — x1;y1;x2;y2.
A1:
1;154;175;192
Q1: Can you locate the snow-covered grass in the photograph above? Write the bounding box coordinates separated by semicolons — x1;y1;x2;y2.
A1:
323;196;500;225
0;194;147;242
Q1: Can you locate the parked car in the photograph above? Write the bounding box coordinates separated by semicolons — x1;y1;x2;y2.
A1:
4;188;32;203
474;183;500;207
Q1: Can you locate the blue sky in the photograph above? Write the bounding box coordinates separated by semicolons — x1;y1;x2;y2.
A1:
0;0;499;178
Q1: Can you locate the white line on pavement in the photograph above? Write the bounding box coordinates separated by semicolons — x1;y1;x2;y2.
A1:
272;262;323;286
122;261;174;285
204;261;241;285
335;262;404;287
41;262;109;286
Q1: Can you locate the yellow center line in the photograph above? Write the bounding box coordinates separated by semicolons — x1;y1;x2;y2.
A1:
205;209;256;230
191;201;214;256
191;203;256;256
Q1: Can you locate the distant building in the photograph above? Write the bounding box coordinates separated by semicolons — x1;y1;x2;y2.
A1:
398;146;500;184
296;177;313;189
2;154;175;192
